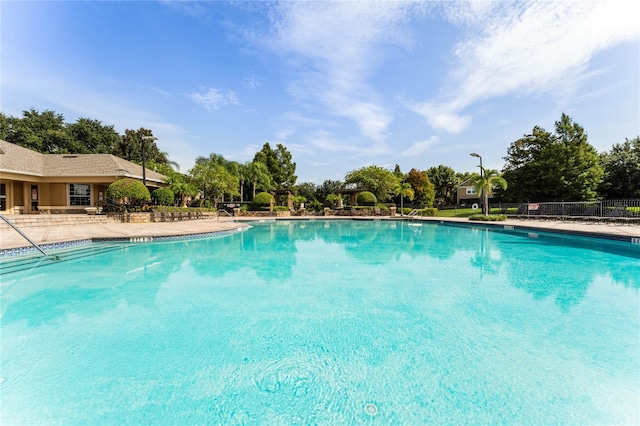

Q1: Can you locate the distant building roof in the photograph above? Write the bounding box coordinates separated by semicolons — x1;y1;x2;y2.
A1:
0;140;167;183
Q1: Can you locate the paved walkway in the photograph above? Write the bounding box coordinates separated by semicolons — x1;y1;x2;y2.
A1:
1;216;639;253
0;217;247;251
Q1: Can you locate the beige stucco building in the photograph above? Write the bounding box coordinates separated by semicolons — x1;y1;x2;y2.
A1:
0;140;166;214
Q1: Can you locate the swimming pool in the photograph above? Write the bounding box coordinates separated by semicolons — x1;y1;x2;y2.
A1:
1;220;638;424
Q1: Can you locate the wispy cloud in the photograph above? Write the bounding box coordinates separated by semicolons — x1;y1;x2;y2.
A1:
188;87;240;111
415;0;640;133
399;135;439;157
255;1;423;147
159;0;208;19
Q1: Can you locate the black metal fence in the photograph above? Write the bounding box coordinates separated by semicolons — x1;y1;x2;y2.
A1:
490;199;640;222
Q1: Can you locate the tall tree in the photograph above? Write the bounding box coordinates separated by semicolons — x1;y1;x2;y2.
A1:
426;165;457;205
314;179;344;204
344;165;399;202
599;137;640;198
2;108;73;153
501;114;603;202
469;167;508;215
406;168;435;206
247;161;273;198
117;128;169;165
253;142;297;189
66;118;121;154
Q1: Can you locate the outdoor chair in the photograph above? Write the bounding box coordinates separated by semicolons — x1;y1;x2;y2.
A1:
507;204;527;218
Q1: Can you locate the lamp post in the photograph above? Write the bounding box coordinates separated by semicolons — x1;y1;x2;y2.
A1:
470;152;487;215
140;136;157;187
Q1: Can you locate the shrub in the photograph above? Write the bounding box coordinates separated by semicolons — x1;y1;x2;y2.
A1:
273;206;289;211
250;192;275;211
468;214;507;221
421;208;438;217
107;179;150;204
356;191;377;206
152;188;174;206
306;200;323;212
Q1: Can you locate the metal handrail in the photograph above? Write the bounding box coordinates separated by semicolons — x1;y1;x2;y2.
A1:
0;214;48;256
217;209;238;223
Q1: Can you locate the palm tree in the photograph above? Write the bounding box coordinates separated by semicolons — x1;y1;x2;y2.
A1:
469;167;507;215
248;161;272;198
394;182;414;216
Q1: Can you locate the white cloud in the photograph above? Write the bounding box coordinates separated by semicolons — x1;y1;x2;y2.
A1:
257;2;421;145
399;135;439;157
413;103;471;134
188;87;240;110
419;0;639;133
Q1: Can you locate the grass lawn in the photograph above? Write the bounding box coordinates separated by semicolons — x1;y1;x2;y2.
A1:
437;208;476;218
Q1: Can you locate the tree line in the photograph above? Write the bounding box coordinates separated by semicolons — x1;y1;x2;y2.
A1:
1;108;638;207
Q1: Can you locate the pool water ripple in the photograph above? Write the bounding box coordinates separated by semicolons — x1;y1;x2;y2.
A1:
1;220;638;424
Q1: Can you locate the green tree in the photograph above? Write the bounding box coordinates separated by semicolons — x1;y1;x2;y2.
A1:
66;118;121;154
247;160;273;198
295;182;317;203
405;168;435;207
426;165;457;205
344;165;399;202
2;108;73;153
189;155;239;205
394;182;415;215
116;128;169;165
469;167;508;215
167;175;198;207
501;114;603;202
314;179;344;204
253;142;297;189
599;137;640;198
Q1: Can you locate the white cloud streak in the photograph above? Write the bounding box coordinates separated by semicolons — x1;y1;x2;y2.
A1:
415;0;640;133
188;87;240;110
258;1;423;148
399;135;439;157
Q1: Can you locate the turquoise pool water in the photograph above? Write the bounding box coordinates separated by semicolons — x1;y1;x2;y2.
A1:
1;220;638;424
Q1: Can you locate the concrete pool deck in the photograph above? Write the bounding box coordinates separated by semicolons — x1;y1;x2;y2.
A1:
1;215;639;253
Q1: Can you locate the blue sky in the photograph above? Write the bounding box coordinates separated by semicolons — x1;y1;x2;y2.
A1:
2;1;638;183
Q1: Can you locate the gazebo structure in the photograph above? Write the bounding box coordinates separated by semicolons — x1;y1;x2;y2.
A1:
269;189;294;210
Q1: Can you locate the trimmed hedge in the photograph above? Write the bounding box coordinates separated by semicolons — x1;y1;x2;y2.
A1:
356;191;377;206
250;192;275;211
468;214;507;221
152;188;175;206
107;179;150;203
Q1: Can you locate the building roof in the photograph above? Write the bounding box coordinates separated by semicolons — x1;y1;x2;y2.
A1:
0;140;167;183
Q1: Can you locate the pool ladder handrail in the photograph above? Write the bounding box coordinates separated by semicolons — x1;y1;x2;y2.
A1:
217;208;238;223
0;213;48;256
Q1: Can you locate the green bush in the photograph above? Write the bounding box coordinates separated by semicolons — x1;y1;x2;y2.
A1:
468;214;507;221
421;208;438;217
273;206;289;211
356;191;377;206
152;188;174;206
306;200;323;212
250;192;275;211
107;179;150;203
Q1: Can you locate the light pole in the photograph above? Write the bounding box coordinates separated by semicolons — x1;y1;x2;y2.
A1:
470;152;487;215
141;136;157;187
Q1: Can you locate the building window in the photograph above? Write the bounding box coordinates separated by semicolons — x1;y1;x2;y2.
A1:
0;183;6;211
69;184;91;206
465;187;477;195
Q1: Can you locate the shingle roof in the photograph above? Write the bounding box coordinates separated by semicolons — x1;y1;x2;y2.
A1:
0;140;167;183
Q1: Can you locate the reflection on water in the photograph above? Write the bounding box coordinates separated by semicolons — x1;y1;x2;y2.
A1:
1;220;638;325
1;220;638;425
